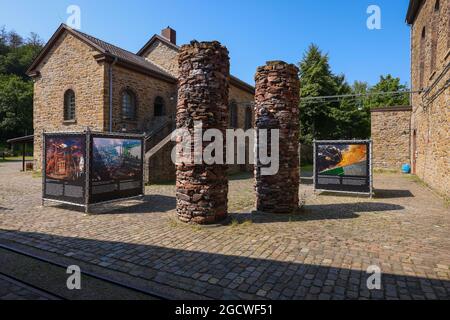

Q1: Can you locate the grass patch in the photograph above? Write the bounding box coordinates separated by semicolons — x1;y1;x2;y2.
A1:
0;156;33;163
190;224;203;232
168;217;179;228
300;164;313;172
406;175;449;207
374;168;400;174
230;216;253;228
145;179;175;186
32;170;42;178
405;174;427;187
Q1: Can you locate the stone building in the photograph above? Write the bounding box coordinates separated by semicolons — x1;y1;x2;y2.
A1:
371;106;412;171
26;24;254;182
372;1;449;197
406;0;449;197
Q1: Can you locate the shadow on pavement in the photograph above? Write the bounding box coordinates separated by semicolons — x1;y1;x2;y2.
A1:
0;229;448;300
373;189;414;199
47;194;176;215
236;202;405;223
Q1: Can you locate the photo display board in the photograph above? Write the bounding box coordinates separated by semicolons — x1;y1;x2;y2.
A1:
89;134;144;204
43;131;144;208
43;133;86;204
314;141;372;194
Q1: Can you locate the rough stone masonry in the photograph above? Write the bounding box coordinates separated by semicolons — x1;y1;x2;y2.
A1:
175;41;230;224
254;61;300;213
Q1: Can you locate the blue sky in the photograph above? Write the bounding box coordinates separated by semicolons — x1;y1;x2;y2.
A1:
0;0;411;86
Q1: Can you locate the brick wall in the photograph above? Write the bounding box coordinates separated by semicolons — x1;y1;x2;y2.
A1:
32;33;106;170
410;0;449;196
371;107;412;171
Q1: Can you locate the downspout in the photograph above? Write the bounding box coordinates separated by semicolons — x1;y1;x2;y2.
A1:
109;56;118;132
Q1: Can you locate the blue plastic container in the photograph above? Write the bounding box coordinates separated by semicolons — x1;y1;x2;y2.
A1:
401;164;411;174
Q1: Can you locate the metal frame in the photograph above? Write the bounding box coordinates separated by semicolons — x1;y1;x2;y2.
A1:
84;129;91;213
42;130;145;213
42;130;87;208
313;139;374;198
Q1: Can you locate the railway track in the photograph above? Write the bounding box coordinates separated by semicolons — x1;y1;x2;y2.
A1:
0;243;167;300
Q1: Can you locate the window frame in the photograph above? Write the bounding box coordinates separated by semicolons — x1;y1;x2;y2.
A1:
154;96;166;117
244;105;252;130
121;89;137;121
229;100;238;128
63;89;76;122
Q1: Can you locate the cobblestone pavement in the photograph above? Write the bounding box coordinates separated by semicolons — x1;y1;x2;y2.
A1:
0;274;53;300
0;161;449;300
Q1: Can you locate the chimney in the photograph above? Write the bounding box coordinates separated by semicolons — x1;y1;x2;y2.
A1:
161;26;176;45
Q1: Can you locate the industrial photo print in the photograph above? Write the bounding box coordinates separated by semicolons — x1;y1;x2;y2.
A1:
317;144;368;176
44;134;86;203
90;137;143;203
315;142;372;194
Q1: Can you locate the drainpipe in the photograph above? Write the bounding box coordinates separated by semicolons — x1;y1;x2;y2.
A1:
109;56;118;132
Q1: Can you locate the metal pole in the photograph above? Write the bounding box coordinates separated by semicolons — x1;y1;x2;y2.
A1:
313;140;316;194
41;130;46;207
84;129;91;214
141;134;145;198
370;140;374;199
22;142;26;171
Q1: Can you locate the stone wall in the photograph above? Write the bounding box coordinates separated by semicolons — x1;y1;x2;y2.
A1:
254;61;300;213
142;37;255;180
176;41;230;224
141;38;179;77
108;64;177;133
410;0;449;196
32;33;106;170
371;107;412;171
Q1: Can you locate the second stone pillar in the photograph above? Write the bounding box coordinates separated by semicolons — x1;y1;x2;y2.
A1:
254;61;300;213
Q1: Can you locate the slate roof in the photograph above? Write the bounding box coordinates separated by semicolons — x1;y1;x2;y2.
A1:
27;24;254;93
72;28;175;80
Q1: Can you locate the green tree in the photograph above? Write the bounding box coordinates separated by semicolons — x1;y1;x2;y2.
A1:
329;77;370;140
0;27;43;78
0;27;43;147
366;74;410;108
0;74;33;141
298;44;339;144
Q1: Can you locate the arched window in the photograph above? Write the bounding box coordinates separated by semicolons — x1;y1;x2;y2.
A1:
244;106;252;130
434;0;440;11
154;96;165;117
64;89;76;121
121;89;136;120
430;0;440;72
419;27;426;90
229;101;238;128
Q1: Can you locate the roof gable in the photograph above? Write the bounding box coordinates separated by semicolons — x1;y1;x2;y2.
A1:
137;34;180;57
27;24;176;83
406;0;424;25
138;34;255;94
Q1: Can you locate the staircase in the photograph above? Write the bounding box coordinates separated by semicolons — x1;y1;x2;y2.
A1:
143;117;176;183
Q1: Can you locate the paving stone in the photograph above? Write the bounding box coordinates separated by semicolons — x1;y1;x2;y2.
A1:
0;162;449;300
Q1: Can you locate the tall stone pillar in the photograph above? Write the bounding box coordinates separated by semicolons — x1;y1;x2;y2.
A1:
254;61;300;213
176;41;230;224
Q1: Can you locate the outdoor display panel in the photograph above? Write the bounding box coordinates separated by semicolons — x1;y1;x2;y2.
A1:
43;133;86;205
314;140;373;195
42;131;144;211
89;134;144;204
